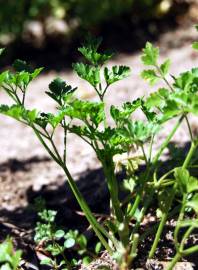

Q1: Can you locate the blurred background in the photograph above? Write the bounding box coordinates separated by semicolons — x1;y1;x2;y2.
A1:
0;0;197;69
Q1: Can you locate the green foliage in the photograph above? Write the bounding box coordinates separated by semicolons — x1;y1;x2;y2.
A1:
34;207;95;269
46;78;77;105
0;27;198;269
0;239;21;270
192;42;198;51
160;59;171;76
141;42;159;66
110;98;141;124
141;69;159;85
175;167;198;194
64;99;105;127
104;66;131;85
73;63;100;87
78;37;113;66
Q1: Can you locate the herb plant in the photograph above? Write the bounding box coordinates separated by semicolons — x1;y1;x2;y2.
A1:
0;239;21;270
0;27;198;269
34;200;100;269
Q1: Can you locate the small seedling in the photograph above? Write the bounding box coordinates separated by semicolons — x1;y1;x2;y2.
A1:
0;238;22;270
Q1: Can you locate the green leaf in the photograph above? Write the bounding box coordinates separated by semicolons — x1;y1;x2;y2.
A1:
0;104;38;124
46;78;77;104
192;42;198;51
73;63;100;87
104;65;131;85
64;238;75;248
78;47;112;65
141;42;159;66
187;176;198;193
40;258;54;266
63;99;104;127
82;256;92;266
13;60;43;79
77;234;87;249
0;239;21;270
175;168;198;194
1;263;12;270
158;189;172;213
0;48;5;56
141;69;159;85
13;59;33;73
82;36;102;52
173;68;198;93
160;59;171;76
123;178;135;193
175;167;189;194
145;88;169;109
126;120;159;143
38;209;57;223
95;242;102;254
110;98;141;123
55;230;65;239
0;71;11;84
30;67;43;80
186;194;198;213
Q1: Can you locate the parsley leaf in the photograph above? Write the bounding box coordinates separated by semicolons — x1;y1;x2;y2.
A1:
141;42;159;66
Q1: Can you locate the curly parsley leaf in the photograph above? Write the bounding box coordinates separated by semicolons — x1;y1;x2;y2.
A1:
46;78;77;105
0;104;38;123
36;111;65;129
160;59;171;76
110;98;141;123
141;42;159;66
73;63;100;87
141;69;159;85
78;47;113;66
173;68;198;93
186;194;198;213
104;65;131;85
63;99;105;127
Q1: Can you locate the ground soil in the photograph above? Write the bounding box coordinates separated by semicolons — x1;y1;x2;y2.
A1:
0;22;198;269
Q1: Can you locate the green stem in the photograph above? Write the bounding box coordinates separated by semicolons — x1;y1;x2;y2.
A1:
63;119;67;164
185;116;193;141
156;168;175;187
149;138;196;259
140;144;148;166
180;226;194;252
174;195;187;250
32;126;60;164
149;137;194;259
62;165;115;253
102;159;124;223
166;252;181;270
129;233;139;264
183;245;198;256
148;185;176;258
130;189;155;238
149;212;168;258
182;141;197;169
131;116;183;218
32;125;114;253
152;115;184;166
139;205;180;242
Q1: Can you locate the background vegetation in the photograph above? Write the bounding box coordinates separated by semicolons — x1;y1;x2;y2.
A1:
0;0;191;59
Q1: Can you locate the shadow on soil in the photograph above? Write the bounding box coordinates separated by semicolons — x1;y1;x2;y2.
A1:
0;141;197;267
